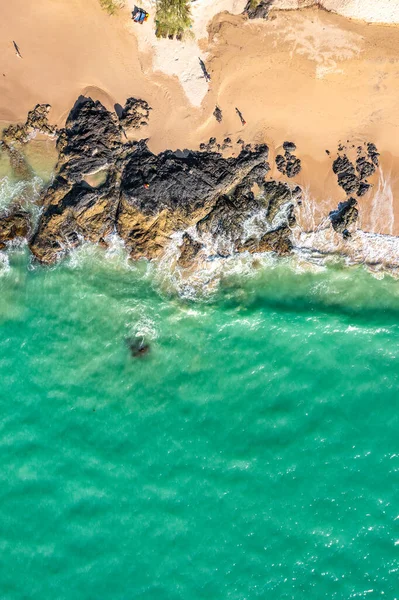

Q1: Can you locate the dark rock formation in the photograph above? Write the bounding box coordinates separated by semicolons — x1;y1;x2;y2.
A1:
0;208;31;249
126;337;150;358
329;197;358;235
1;104;56;146
56;98;122;181
244;0;273;19
30;174;118;263
264;181;293;221
23;96;298;265
367;142;380;167
332;142;379;198
275;144;301;178
177;233;203;268
237;224;293;255
356;156;375;180
283;141;296;153
118;98;151;130
332;155;359;195
213;106;223;123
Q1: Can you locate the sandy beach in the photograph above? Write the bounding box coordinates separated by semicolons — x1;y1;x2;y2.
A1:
3;0;399;235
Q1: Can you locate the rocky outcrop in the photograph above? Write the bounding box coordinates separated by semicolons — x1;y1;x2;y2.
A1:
329;197;358;236
118;98;151;130
16;97;300;265
237;224;293;255
56;98;123;182
30;175;118;263
177;233;204;268
1;104;56;146
332;142;378;198
275;142;301;178
244;0;274;19
0;208;31;249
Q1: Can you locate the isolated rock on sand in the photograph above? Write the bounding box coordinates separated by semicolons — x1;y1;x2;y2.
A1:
329;197;358;235
332;143;378;198
27;97;297;264
275;143;301;178
0;208;31;249
213;106;223;123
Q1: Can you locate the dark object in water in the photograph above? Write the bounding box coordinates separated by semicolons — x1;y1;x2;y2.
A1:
126;337;150;358
199;58;211;82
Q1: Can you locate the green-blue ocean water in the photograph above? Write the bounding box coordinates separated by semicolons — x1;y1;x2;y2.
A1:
1;243;398;599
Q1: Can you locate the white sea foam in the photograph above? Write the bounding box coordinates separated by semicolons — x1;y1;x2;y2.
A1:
0;175;44;213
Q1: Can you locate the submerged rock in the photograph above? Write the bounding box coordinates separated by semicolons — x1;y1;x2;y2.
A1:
237;224;293;255
0;208;31;249
177;233;203;268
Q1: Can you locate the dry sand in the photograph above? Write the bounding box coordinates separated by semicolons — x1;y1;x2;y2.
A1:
2;0;399;235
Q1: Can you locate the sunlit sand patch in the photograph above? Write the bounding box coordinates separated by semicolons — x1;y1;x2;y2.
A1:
268;12;364;78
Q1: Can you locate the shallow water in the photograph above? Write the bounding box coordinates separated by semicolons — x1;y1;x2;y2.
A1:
0;243;398;599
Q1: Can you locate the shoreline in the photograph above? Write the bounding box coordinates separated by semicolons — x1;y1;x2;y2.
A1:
2;96;399;284
2;1;399;278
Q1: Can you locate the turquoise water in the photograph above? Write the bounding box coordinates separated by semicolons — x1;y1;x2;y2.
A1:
0;244;398;599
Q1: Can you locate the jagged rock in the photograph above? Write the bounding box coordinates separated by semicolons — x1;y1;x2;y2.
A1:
26;104;55;136
0;208;31;249
367;142;380;167
329;197;358;234
264;180;293;222
177;233;203;268
119;142;269;217
56;97;123;182
283;141;296;153
357;181;371;197
118;98;151;129
332;154;358;195
1;104;55;147
275;147;301;178
333;144;378;197
237;224;293;255
196;188;258;243
244;0;273;19
356;156;375;180
30;174;118;263
213;106;223;123
285;154;301;178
